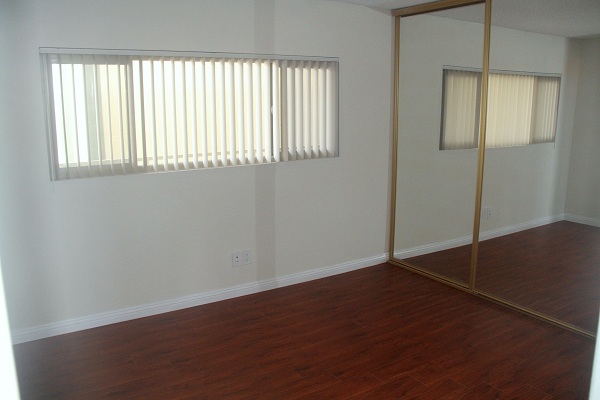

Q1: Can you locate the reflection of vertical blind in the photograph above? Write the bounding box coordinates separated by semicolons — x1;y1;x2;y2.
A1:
531;76;560;143
441;68;560;150
42;50;339;180
441;70;480;150
486;73;534;147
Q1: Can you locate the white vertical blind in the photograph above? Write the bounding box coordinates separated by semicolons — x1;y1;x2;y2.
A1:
283;60;338;161
50;55;132;178
189;61;199;169
42;50;338;180
286;62;296;161
531;76;560;143
441;69;480;150
318;65;326;157
198;60;209;168
255;62;264;163
441;68;560;150
126;58;138;173
302;66;311;159
93;58;106;173
486;73;534;148
206;60;218;167
234;62;245;164
261;62;271;163
272;61;281;162
280;60;289;162
225;60;235;166
295;62;304;160
310;65;318;159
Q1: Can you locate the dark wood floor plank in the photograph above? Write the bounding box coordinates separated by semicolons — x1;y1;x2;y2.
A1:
501;384;553;400
293;373;383;400
13;263;595;399
345;374;428;399
459;383;504;399
405;221;600;332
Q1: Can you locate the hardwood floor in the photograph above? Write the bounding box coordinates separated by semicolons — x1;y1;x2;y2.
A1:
405;221;600;333
13;263;595;399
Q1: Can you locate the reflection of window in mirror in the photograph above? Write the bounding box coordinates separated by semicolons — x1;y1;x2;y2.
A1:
441;68;560;150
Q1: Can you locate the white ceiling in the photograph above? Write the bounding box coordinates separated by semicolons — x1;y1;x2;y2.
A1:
327;0;600;38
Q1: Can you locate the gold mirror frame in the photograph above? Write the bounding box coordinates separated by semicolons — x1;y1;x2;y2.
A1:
387;0;594;338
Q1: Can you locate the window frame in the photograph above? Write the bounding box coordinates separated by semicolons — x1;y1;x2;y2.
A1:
41;48;339;180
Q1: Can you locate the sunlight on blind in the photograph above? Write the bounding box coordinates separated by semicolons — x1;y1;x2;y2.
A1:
42;51;338;180
132;58;278;171
50;55;131;177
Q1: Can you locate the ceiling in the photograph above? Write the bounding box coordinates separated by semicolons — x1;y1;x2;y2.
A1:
327;0;600;38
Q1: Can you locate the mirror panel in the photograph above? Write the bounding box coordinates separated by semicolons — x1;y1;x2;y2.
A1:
392;3;485;285
475;2;600;334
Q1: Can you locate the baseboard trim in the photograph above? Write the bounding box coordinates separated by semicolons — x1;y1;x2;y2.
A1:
564;214;600;228
478;214;565;241
11;253;387;344
394;214;564;259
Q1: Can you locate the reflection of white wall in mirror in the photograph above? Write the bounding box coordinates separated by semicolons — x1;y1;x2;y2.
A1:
482;34;599;231
395;13;578;254
395;12;484;254
564;37;600;227
479;26;577;236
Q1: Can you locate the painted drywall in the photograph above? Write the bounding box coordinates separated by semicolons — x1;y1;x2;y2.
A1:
1;2;29;395
394;11;576;252
0;0;392;332
0;259;20;400
565;37;600;223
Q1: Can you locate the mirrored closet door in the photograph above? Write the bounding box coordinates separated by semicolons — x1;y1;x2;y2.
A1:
391;1;485;287
389;0;600;337
474;0;600;335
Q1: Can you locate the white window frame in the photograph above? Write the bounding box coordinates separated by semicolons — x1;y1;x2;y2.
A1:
440;67;561;150
41;48;339;180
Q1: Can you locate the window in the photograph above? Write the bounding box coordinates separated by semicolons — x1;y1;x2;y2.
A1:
441;68;560;150
41;49;338;180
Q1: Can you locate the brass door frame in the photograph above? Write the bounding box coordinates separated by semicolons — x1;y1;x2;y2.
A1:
387;0;595;338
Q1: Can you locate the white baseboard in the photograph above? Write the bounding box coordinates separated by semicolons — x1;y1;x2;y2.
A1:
564;214;600;228
478;214;565;241
394;235;472;259
394;214;564;259
11;253;388;344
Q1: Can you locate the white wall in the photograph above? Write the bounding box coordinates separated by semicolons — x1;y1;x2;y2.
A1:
0;0;392;336
0;258;20;400
1;2;26;396
565;37;600;224
394;12;576;252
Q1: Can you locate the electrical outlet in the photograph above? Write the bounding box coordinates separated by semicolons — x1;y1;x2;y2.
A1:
232;250;252;267
482;207;492;219
241;250;251;265
232;252;243;267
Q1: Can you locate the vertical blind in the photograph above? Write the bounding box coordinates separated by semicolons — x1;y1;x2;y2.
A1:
42;50;338;180
441;70;480;150
441;68;560;150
